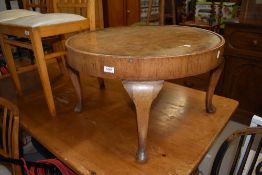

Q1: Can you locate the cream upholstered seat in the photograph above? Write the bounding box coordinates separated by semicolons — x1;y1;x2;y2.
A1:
1;13;86;27
0;9;40;22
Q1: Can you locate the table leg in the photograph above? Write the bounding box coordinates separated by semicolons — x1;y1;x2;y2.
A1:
123;80;164;163
206;62;224;113
67;66;83;112
97;78;105;89
52;35;67;75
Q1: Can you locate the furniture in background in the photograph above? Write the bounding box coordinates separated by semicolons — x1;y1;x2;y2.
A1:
52;0;106;91
211;127;262;175
22;0;50;13
171;0;240;93
239;0;262;24
0;97;21;175
66;26;225;162
0;10;89;117
179;0;241;33
53;0;104;30
216;0;262;125
146;0;176;25
237;115;262;174
180;0;222;33
249;115;262;128
102;0;140;27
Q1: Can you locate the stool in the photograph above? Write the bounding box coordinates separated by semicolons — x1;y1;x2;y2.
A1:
147;0;176;25
0;11;89;116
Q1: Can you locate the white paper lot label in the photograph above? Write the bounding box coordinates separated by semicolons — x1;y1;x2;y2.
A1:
104;66;115;74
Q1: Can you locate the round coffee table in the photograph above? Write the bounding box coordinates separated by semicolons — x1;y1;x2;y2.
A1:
65;26;225;163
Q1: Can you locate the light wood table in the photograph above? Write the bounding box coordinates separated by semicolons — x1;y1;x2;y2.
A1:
12;76;238;175
65;26;225;163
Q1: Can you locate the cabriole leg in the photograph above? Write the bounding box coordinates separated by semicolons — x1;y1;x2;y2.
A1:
123;80;164;163
206;62;224;113
67;66;83;113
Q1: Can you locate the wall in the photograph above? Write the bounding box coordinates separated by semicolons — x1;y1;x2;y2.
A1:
0;0;6;11
0;1;19;12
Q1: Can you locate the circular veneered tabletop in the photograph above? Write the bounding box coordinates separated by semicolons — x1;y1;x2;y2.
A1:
66;25;224;80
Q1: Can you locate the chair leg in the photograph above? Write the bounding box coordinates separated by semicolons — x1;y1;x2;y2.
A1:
52;36;67;75
0;34;23;96
97;0;104;29
172;0;176;24
146;0;153;24
159;0;165;25
30;31;56;116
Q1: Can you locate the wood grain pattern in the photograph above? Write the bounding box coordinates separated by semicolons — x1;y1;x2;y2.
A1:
239;0;262;25
123;80;164;163
66;25;225;162
53;0;104;30
0;67;238;174
30;28;57;116
22;0;50;13
103;0;140;27
206;62;224;113
0;73;237;175
217;22;262;124
66;26;225;80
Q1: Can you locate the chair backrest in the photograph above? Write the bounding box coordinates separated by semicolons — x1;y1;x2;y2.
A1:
22;0;51;13
211;127;262;175
0;97;21;175
52;0;104;31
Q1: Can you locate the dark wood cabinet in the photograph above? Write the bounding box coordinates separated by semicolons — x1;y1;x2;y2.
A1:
103;0;140;27
217;23;262;124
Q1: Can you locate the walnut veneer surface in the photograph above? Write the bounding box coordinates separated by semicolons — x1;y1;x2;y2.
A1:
65;25;225;162
66;26;224;80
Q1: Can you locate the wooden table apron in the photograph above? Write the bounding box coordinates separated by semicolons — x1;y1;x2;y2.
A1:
65;25;225;163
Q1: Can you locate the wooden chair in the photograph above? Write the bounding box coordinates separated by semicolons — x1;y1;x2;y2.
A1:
147;0;176;25
0;8;91;116
0;97;21;175
52;0;105;89
211;127;262;175
22;0;51;13
53;0;104;30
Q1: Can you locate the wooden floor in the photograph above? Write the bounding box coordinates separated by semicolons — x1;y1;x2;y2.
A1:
0;64;238;175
